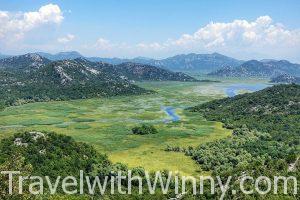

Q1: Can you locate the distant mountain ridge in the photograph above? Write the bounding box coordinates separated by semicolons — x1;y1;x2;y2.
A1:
108;62;198;82
0;53;11;59
2;51;300;76
90;52;243;72
36;51;84;61
0;53;196;82
0;53;199;109
270;74;300;84
145;53;243;72
31;51;243;72
209;60;300;77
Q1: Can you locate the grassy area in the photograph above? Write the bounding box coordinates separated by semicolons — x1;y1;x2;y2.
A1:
0;80;267;176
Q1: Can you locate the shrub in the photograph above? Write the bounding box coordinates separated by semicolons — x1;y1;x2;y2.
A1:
132;124;158;135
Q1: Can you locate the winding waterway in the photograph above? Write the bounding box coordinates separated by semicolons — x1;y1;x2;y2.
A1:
162;106;181;122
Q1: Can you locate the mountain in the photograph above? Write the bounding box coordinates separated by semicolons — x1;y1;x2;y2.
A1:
260;59;278;63
36;51;84;60
89;53;243;72
0;54;200;109
0;53;11;59
37;52;241;72
29;59;122;85
271;74;300;84
209;60;300;77
87;57;127;65
0;57;150;109
0;53;51;72
76;59;198;82
94;62;198;82
83;56;153;65
29;51;244;72
148;53;243;72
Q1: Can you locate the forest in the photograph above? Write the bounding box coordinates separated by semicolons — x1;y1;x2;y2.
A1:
182;84;300;198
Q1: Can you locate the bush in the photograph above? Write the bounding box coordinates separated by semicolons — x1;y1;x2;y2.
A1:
132;124;158;135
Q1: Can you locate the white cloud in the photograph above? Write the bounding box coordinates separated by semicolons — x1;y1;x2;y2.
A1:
109;15;300;60
94;38;113;50
170;15;300;51
0;4;63;42
57;34;75;43
136;42;164;51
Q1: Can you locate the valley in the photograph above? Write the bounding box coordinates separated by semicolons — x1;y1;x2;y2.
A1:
0;79;269;176
1;2;299;198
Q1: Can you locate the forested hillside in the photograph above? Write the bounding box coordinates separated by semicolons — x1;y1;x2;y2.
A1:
0;53;51;72
0;131;185;199
180;84;300;198
191;84;300;139
0;57;150;110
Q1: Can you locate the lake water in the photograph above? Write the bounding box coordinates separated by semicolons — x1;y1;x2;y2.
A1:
225;83;270;97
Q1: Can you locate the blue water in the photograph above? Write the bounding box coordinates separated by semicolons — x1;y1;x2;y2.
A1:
225;83;269;97
163;106;180;122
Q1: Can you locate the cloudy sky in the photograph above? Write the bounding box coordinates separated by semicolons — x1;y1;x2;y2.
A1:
1;0;300;62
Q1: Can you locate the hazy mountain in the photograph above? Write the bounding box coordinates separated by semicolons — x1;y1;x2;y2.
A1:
148;53;243;72
0;53;11;59
260;59;278;63
36;51;153;65
94;62;198;82
29;51;243;72
36;51;84;61
270;74;300;84
88;57;128;65
209;60;300;77
88;53;243;72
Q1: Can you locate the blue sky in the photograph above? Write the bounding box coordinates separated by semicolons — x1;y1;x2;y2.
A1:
1;0;300;61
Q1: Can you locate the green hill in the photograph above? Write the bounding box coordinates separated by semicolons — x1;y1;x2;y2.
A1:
186;84;299;196
0;58;149;110
191;84;300;140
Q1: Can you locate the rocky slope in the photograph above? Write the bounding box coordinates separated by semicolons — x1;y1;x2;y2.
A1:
209;60;300;77
270;74;300;84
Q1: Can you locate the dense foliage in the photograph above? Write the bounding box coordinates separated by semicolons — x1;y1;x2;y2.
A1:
0;131;195;199
180;84;300;198
191;84;300;144
0;57;151;110
0;131;111;177
132;124;158;135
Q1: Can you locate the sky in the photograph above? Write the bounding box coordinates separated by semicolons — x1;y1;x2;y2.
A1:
1;0;300;62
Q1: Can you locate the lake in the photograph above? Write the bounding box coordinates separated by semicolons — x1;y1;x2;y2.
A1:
225;83;270;97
